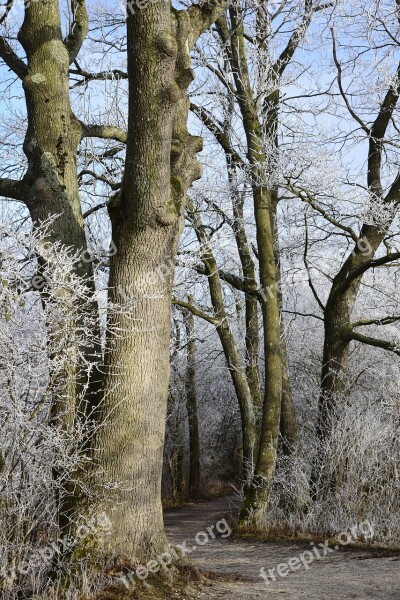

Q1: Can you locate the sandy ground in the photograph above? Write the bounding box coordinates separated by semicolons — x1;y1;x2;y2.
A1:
164;496;400;600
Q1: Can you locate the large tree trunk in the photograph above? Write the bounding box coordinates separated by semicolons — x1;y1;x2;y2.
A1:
90;1;226;561
311;60;400;498
17;0;103;539
96;229;179;558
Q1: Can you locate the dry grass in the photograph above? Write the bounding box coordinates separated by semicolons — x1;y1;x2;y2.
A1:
85;564;205;600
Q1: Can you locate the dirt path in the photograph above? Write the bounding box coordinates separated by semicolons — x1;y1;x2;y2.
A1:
164;496;400;600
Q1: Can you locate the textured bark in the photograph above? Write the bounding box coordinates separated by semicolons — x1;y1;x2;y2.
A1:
15;0;102;422
239;185;283;526
18;1;86;241
237;189;298;457
9;0;102;540
90;2;227;561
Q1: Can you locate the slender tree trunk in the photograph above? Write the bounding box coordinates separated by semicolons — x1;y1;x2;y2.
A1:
189;206;257;479
228;167;262;413
184;299;201;498
165;392;188;505
270;194;298;455
226;8;283;526
164;321;188;505
239;185;283;526
279;335;298;454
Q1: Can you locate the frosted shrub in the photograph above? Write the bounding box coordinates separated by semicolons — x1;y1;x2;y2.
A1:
265;399;400;546
0;223;108;598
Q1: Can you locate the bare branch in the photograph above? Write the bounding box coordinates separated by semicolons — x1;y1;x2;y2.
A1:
70;61;128;85
81;123;127;144
190;103;245;168
344;252;400;284
172;297;219;326
191;262;260;299
82;202;108;219
370;61;400;141
274;0;313;76
304;212;326;312
64;0;88;64
0;177;29;203
345;330;400;356
0;36;27;79
79;169;121;191
283;309;324;322
351;315;400;328
0;0;13;25
331;28;369;133
287;182;359;243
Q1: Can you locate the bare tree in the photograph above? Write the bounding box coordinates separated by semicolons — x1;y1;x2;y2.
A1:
281;0;400;497
186;0;320;525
